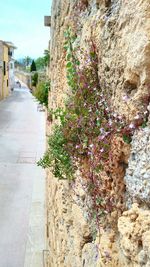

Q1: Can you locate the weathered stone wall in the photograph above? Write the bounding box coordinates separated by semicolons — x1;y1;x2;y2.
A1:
46;0;150;266
15;70;32;88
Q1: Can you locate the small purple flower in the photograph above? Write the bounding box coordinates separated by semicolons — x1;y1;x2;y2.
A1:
122;95;130;102
98;135;105;141
100;148;104;153
118;115;122;120
105;107;109;112
108;120;113;126
104;251;111;260
105;131;110;136
100;128;105;134
129;123;135;129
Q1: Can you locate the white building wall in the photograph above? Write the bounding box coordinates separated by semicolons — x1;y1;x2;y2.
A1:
9;60;15;90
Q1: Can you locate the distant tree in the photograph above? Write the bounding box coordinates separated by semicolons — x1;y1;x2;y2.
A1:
35;57;45;71
30;60;37;72
23;56;32;67
44;49;50;66
35;50;50;71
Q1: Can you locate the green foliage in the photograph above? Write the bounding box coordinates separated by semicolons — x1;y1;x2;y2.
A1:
141;120;147;128
31;72;38;86
64;28;78;92
123;134;132;144
34;80;50;107
35;57;46;70
35;50;50;71
30;60;37;72
44;49;50;66
38;125;74;180
47;107;66;125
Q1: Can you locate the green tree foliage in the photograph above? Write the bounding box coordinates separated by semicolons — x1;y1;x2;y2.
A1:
37;125;74;180
33;80;50;107
30;60;37;72
35;57;45;70
35;50;50;71
31;72;38;86
44;49;50;66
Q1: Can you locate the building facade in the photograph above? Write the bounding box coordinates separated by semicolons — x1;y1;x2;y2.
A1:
0;41;3;100
0;40;16;100
7;42;16;91
3;42;9;99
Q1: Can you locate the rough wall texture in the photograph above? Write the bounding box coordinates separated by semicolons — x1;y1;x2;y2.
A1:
125;123;150;207
46;0;150;266
15;71;32;88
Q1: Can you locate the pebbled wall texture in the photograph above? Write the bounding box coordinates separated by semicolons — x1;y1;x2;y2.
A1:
46;0;150;266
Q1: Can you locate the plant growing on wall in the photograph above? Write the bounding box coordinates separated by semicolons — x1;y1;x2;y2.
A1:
38;125;75;179
34;80;50;107
38;27;149;228
31;72;38;86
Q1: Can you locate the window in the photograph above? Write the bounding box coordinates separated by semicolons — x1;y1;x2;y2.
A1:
8;51;12;57
3;61;6;76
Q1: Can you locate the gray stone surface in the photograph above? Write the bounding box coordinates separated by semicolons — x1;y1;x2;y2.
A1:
82;243;98;267
125;125;150;205
0;87;46;267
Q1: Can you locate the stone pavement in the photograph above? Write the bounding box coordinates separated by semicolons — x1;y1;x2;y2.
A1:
0;86;46;267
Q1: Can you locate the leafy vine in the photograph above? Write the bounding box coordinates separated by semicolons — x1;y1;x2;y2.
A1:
38;27;149;230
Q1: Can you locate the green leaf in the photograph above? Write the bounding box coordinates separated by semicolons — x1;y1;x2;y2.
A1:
64;31;69;38
71;35;76;42
123;134;132;144
64;45;68;51
141;121;147;128
76;60;80;66
96;120;101;127
66;53;72;60
66;62;72;68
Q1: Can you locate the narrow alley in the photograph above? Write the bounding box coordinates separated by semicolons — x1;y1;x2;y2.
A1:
0;86;46;267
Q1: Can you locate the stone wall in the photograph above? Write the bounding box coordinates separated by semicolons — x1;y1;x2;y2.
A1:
15;70;32;88
46;0;150;266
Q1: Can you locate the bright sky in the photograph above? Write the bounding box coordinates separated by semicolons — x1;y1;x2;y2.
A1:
0;0;52;59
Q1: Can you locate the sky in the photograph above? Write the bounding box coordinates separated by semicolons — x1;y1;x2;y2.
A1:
0;0;52;59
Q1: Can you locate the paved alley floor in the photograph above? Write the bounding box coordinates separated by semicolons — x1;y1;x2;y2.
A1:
0;87;46;267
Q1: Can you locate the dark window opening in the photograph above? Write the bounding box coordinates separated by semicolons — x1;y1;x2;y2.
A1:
3;61;6;76
8;51;13;57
